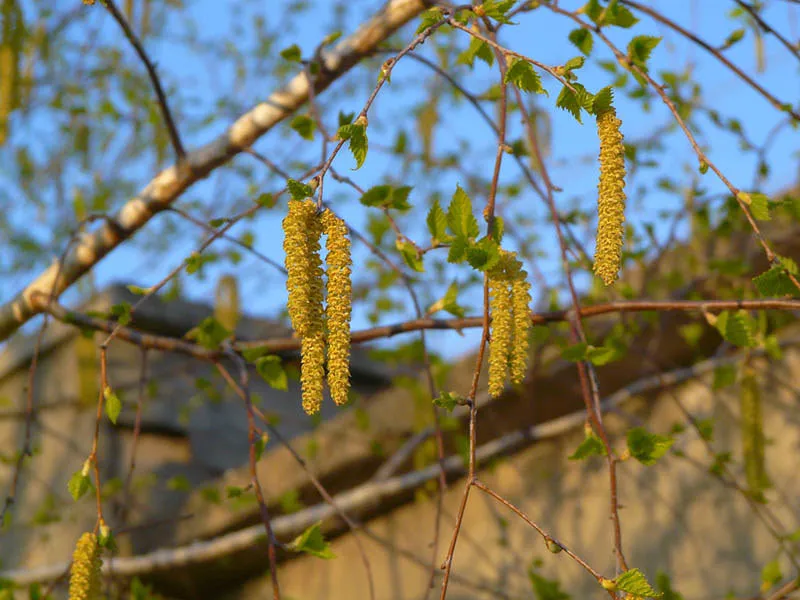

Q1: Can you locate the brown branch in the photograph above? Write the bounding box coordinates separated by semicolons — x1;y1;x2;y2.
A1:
99;0;186;160
732;0;800;65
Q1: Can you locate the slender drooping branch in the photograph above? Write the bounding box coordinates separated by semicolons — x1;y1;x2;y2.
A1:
0;0;430;343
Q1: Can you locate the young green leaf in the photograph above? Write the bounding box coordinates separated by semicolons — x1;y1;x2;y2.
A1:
626;427;674;466
426;201;449;244
569;428;607;460
753;257;799;297
627;36;661;70
68;470;92;502
255;355;288;391
336;122;368;169
286;178;315;200
290;115;316;141
396;239;425;272
504;59;544;94
280;44;302;62
104;387;122;425
289;522;336;559
458;37;494;68
568;28;594;56
615;568;662;598
712;311;756;347
465;237;500;272
447;186;480;239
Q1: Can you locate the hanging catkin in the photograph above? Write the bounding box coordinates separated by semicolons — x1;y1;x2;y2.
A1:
68;533;102;600
321;209;352;406
593;107;627;286
0;0;23;146
509;263;532;385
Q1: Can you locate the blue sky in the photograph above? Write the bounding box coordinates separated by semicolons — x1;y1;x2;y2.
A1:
4;0;799;360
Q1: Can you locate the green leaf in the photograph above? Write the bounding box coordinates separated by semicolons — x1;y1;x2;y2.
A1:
426;201;449;244
428;282;466;318
591;86;614;116
504;59;544;94
126;285;149;296
255;355;288;391
290;115;316;141
336;123;368;169
528;567;571;600
68;470;91;501
626;427;674;466
254;433;269;461
593;0;639;28
396;239;425;272
280;44;302;62
555;83;592;123
482;0;516;24
338;111;355;127
416;8;444;34
110;302;132;326
568;429;607;460
465;237;500;272
457;37;494;68
738;192;771;221
712;311;756;347
447;186;479;239
561;342;589;362
712;363;737;390
563;56;586;72
289;522;336;559
615;568;662;598
721;28;746;50
104;386;121;425
627;36;661;70
568;28;593;56
753;257;798;297
433;391;462;412
447;237;468;263
360;185;412;211
241;345;272;362
287;178;314;200
185;316;231;349
761;559;782;591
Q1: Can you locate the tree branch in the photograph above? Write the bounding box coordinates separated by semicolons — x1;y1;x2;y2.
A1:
0;0;430;343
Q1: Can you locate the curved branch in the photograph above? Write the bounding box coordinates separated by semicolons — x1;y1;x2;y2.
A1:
0;0;430;343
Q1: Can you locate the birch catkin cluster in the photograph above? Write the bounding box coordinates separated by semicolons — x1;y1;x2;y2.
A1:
593;107;627;286
488;251;532;397
283;200;352;414
68;533;102;600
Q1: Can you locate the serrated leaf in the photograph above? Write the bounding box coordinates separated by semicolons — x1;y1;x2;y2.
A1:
290;115;316;141
336;123;368;169
286;178;314;200
447;237;468;263
465;237;500;272
568;28;593;55
626;427;674;466
596;0;639;28
568;430;606;460
428;281;465;318
713;311;756;347
712;363;737;390
185;316;231;349
753;257;798;297
447;186;479;239
427;201;449;244
110;302;132;327
615;568;662;598
591;86;614;116
255;355;288;391
482;0;516;24
627;35;661;70
555;83;592;123
289;522;336;559
504;59;544;94
104;386;121;425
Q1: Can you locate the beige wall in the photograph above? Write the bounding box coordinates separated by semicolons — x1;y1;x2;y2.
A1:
231;348;800;600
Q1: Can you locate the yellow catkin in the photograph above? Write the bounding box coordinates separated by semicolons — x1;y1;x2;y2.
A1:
214;274;240;334
68;533;102;600
283;200;325;414
488;257;513;398
593;107;627;286
510;264;532;385
321;209;352;406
